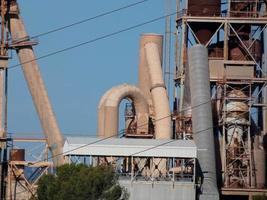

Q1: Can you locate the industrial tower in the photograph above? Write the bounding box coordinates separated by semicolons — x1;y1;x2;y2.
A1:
174;0;267;199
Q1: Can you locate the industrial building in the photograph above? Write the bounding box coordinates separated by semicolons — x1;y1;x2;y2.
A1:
0;0;266;200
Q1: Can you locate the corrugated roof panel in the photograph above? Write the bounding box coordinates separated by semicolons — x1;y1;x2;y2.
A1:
63;136;197;158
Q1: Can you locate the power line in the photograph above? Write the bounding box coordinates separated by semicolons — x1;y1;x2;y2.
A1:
30;0;150;39
10;84;263;167
65;102;263;163
31;95;259;164
8;11;178;70
21;99;210;164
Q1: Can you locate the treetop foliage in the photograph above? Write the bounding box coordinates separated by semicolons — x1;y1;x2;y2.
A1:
36;164;128;200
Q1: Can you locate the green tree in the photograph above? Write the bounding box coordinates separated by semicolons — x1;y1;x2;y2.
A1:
253;196;267;200
36;164;128;200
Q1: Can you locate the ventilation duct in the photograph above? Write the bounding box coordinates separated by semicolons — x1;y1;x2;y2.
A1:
188;45;219;200
98;84;149;138
144;42;171;139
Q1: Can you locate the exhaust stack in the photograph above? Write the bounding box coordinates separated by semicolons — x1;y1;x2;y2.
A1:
188;45;219;200
138;34;163;116
144;41;171;139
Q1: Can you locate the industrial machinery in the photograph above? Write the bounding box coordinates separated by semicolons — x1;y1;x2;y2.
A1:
174;0;267;199
98;34;172;140
0;0;64;164
0;1;64;199
98;0;267;200
0;0;265;199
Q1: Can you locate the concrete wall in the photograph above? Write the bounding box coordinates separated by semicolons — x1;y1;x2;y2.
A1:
120;180;195;200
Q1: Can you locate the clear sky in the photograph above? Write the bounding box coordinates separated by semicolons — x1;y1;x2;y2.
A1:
7;0;175;138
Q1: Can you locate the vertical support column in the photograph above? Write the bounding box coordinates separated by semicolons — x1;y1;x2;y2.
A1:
178;20;187;112
223;22;229;60
0;68;4;140
222;83;227;187
248;84;255;188
164;0;172;96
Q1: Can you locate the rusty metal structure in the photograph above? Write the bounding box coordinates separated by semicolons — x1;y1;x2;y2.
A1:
0;0;265;199
0;0;64;165
174;0;267;199
0;1;63;199
7;138;52;200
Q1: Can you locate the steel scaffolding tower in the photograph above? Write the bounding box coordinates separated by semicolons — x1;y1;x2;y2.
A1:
174;0;267;198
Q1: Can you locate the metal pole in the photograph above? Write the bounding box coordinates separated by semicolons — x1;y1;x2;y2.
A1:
164;0;172;97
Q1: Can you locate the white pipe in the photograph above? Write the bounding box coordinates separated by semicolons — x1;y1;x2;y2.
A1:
98;84;149;137
144;42;172;139
9;2;64;166
138;34;163;116
97;85;125;137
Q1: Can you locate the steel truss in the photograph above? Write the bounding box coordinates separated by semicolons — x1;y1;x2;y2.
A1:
174;0;267;194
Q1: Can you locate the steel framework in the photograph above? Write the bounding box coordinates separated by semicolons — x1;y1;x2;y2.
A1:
174;0;267;198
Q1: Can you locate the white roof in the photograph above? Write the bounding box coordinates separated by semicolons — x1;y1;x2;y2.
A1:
63;136;197;158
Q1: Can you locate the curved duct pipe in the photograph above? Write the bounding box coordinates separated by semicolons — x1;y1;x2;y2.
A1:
9;2;64;166
97;85;125;137
138;34;163;116
188;45;219;200
98;84;149;138
144;42;171;139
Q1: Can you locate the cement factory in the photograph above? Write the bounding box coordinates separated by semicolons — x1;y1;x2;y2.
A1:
0;0;266;200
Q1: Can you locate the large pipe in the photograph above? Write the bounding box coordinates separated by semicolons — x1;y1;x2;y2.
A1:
138;34;163;116
97;85;125;137
8;2;64;166
188;45;219;200
144;42;171;139
98;84;149;137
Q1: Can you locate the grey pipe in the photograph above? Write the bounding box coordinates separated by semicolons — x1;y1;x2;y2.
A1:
188;45;219;200
9;2;64;166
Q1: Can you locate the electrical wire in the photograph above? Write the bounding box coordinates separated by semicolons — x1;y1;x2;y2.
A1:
65;101;264;165
8;11;178;70
27;95;263;165
30;0;150;39
18;99;211;165
5;2;266;165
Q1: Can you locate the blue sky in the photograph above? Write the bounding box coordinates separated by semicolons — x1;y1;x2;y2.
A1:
8;0;175;137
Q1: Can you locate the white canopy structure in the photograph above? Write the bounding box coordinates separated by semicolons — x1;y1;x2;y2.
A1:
63;136;197;158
